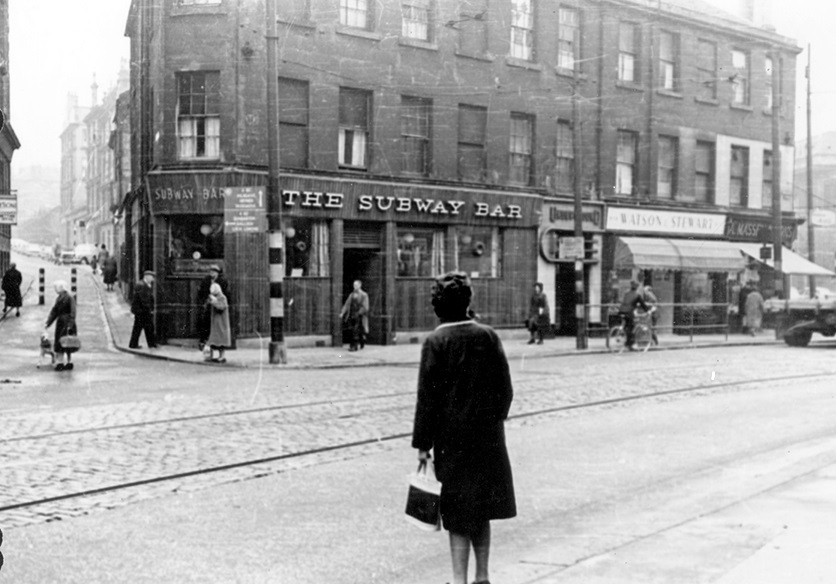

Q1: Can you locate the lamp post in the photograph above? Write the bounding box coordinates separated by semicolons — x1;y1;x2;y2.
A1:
770;48;783;299
572;41;587;350
266;0;286;364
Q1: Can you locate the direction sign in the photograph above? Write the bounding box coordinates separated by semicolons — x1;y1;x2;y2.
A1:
224;186;266;234
0;195;17;225
559;236;584;260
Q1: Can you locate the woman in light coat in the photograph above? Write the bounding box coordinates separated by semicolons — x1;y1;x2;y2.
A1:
206;282;231;362
44;280;77;371
745;287;765;336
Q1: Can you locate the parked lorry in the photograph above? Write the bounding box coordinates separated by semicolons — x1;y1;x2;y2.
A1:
764;295;836;346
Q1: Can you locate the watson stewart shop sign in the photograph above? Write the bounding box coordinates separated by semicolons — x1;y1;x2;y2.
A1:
606;206;726;236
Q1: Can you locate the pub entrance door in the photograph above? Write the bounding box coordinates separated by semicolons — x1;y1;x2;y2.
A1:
342;223;384;345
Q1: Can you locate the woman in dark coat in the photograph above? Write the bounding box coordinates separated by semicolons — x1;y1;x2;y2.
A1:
44;280;77;370
412;271;516;584
102;255;119;291
2;262;22;317
527;282;550;344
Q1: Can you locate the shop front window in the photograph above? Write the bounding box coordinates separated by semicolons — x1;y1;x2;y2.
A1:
454;226;501;278
285;218;330;277
167;215;224;273
397;226;445;277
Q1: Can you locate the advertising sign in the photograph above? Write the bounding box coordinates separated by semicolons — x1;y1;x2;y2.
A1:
0;195;17;225
224;186;266;234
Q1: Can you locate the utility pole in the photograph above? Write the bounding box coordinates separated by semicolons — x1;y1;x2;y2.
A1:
572;51;587;350
770;49;783;298
806;44;816;297
266;0;286;364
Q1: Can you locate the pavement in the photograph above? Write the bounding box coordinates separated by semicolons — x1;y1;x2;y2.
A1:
5;257;836;583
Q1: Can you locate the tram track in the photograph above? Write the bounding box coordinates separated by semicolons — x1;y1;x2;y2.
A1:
3;368;836;516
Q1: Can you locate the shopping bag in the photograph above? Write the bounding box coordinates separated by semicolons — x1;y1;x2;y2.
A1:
58;335;82;353
404;459;442;531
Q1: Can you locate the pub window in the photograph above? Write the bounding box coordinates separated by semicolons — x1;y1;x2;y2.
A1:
762;150;773;210
656;135;677;199
454;226;501;278
618;22;639;83
340;0;371;30
397;225;445;277
285;218;330;277
557;7;579;71
401;96;431;176
509;113;534;186
279;78;309;168
402;0;432;42
556;119;574;192
730;145;749;207
176;71;221;160
616;130;637;196
339;88;371;170
457;2;488;57
168;215;224;263
697;39;717;100
457;104;487;182
731;49;750;105
658;31;679;92
694;140;714;203
510;0;534;61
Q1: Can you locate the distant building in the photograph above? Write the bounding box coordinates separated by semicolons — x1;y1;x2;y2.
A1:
59;93;90;248
124;0;802;345
0;0;20;275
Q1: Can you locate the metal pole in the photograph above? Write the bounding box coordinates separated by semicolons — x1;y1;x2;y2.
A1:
71;267;77;299
39;268;45;305
770;50;783;298
806;44;816;297
266;0;286;364
572;48;587;350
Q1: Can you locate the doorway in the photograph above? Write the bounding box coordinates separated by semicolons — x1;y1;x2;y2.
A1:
343;248;384;345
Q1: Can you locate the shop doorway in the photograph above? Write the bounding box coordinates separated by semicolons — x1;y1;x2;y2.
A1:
343;248;384;345
555;262;577;335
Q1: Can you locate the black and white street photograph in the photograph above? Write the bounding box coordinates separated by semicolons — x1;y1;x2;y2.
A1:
2;0;836;582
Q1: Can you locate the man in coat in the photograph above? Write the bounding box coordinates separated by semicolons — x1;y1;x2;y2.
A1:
2;262;23;317
618;280;649;351
527;282;550;344
129;270;159;349
340;279;369;351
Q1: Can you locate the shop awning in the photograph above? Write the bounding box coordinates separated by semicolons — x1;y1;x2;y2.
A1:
615;237;747;272
738;243;836;277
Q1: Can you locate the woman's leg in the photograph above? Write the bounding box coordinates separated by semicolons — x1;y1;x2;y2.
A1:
471;521;491;583
449;531;470;584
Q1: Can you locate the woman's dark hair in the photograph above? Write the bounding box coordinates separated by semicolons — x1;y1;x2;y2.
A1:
431;271;472;319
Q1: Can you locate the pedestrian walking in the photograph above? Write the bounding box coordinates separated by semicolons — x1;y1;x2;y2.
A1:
738;283;753;334
745;286;765;336
2;262;23;317
44;280;77;371
205;282;231;363
129;270;159;349
412;271;516;584
97;244;109;277
618;281;649;351
196;264;230;351
526;282;549;344
340;279;369;351
643;284;659;345
102;255;119;291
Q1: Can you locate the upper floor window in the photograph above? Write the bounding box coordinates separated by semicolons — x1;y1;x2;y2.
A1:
278;78;309;169
697;40;717;100
402;0;432;41
731;50;750;105
657;135;677;199
458;104;487;182
340;0;370;30
457;2;488;57
177;0;221;4
509;113;534;186
694;141;714;203
557;7;579;70
658;31;679;92
510;0;534;61
618;22;639;83
401;96;432;176
616;130;637;195
176;71;220;160
730;145;749;206
339;88;371;170
556;119;574;192
762;150;773;209
764;56;774;110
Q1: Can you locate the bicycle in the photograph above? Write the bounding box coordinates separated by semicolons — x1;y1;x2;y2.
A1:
608;309;655;353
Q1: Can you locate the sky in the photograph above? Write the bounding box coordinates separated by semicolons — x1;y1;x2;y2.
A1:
5;0;836;172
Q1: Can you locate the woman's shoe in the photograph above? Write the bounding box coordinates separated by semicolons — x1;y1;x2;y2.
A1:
218;357;226;363
55;364;65;371
527;339;535;345
65;363;74;370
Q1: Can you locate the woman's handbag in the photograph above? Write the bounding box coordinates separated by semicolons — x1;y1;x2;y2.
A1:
59;335;82;353
404;459;442;531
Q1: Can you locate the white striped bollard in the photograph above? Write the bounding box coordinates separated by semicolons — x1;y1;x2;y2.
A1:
71;268;77;299
39;268;45;305
268;230;286;364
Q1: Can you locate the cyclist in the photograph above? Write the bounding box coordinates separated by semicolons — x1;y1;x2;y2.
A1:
618;281;649;351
